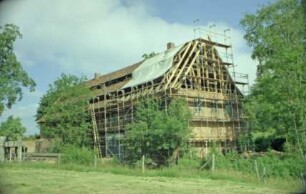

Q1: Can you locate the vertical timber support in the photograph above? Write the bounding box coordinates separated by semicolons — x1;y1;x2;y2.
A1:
103;86;108;157
117;95;121;160
17;138;22;162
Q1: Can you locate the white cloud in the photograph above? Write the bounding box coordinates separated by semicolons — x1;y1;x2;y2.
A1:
0;0;257;78
0;0;257;135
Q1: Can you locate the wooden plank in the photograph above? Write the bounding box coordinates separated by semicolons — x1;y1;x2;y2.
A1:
173;49;201;89
169;41;199;88
162;42;193;89
200;38;231;49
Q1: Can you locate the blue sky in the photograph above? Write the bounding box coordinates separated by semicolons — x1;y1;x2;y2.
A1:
146;0;270;27
0;0;273;135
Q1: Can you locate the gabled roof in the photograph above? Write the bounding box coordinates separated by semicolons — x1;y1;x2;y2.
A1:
87;38;245;96
86;43;184;91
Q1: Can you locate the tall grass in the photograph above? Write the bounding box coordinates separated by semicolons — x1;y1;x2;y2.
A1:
204;151;304;179
59;144;95;166
3;143;302;191
1;158;302;191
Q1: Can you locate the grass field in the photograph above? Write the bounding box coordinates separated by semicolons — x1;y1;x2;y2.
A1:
0;163;303;194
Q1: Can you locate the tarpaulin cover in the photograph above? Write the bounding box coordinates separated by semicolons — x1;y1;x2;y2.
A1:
122;44;184;89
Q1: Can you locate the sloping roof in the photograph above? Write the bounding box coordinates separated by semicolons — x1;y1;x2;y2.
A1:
87;43;184;90
87;38;244;95
87;62;142;88
93;81;129;96
122;44;184;89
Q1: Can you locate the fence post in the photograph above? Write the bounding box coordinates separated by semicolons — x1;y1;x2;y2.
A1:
57;154;61;165
212;154;215;173
254;160;260;182
263;167;267;183
94;155;97;168
142;155;145;174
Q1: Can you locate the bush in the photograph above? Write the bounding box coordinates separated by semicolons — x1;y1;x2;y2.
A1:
124;98;191;167
208;151;304;179
59;144;95;166
254;136;273;152
46;139;62;153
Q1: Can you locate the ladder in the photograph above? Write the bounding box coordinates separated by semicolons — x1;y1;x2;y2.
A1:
90;104;102;158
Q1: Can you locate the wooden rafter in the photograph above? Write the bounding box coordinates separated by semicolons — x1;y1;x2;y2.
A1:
173;49;201;89
166;41;199;90
160;42;193;90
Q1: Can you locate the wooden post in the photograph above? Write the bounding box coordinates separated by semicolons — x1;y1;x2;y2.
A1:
189;148;192;159
205;141;208;156
142;155;145;174
17;146;22;162
9;148;12;162
212;154;215;173
94;155;97;168
254;160;260;182
17;141;22;162
57;154;61;165
200;157;211;171
263;167;267;183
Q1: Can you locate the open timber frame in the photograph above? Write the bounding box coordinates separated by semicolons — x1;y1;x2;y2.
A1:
87;36;249;158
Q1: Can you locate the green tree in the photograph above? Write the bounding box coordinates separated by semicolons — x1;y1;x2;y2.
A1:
0;24;36;115
36;74;92;147
0;116;26;140
124;98;191;166
241;0;305;154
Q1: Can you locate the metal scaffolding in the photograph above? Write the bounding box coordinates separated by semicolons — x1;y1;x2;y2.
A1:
87;30;249;158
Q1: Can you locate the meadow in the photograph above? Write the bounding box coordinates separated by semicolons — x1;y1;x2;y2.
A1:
0;162;303;194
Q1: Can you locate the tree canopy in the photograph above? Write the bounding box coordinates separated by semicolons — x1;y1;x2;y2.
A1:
124;98;191;166
0;24;36;115
0;116;26;140
241;0;305;153
36;74;92;147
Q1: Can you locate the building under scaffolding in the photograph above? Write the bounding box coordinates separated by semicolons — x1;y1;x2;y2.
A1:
87;33;249;158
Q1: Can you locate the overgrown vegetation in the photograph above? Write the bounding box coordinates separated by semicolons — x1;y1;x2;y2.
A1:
36;74;92;147
58;144;96;166
241;0;305;156
202;148;304;179
124;98;191;166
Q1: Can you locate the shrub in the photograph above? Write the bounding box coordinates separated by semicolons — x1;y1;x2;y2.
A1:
211;151;304;179
124;98;191;167
59;144;95;166
254;136;273;152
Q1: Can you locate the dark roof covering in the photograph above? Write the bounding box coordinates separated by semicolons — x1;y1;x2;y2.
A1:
86;61;142;88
